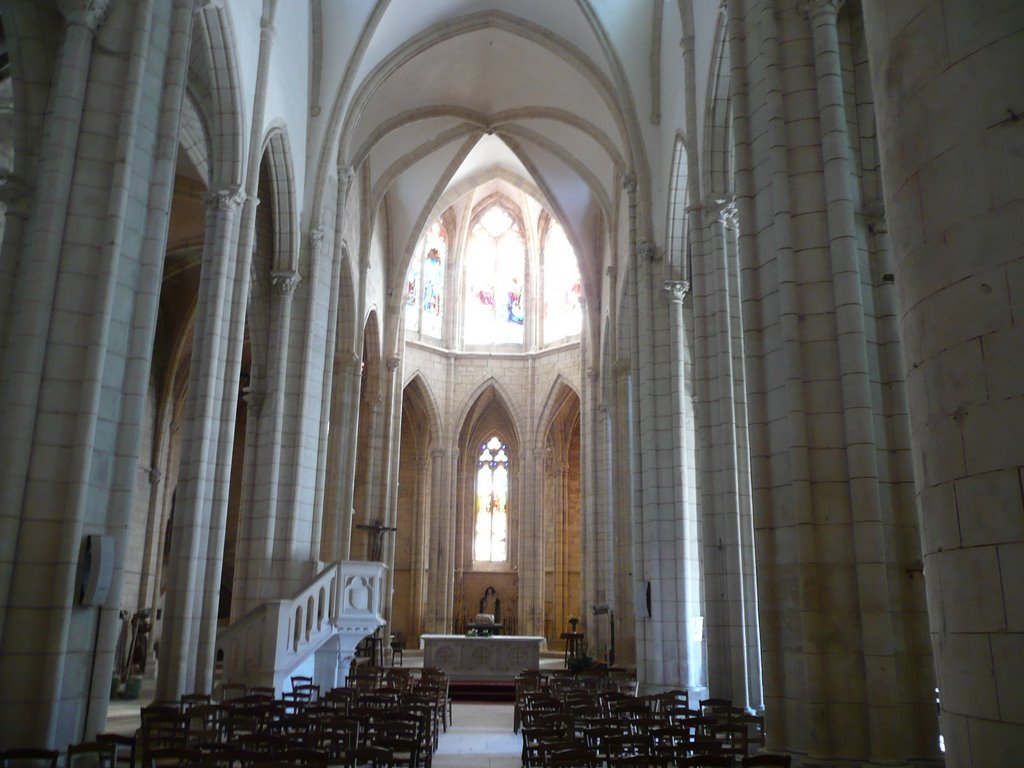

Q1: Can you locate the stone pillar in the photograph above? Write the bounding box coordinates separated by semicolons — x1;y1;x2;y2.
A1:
725;1;937;761
231;386;263;620
0;0;111;645
862;2;1024;763
409;455;428;638
329;351;362;562
263;270;301;596
158;186;245;700
663;279;705;698
427;447;450;633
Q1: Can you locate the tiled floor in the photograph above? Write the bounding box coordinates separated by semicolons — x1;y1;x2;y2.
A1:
433;703;521;767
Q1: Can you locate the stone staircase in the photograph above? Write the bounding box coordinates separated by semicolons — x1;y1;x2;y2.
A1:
216;561;386;695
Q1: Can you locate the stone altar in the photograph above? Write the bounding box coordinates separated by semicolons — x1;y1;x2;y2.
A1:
419;634;544;681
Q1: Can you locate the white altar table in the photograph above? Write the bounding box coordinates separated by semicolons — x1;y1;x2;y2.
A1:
419;634;545;680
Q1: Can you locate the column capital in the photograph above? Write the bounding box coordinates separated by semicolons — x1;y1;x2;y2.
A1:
194;0;227;15
431;447;447;460
243;387;264;415
308;227;326;253
207;186;246;213
638;240;659;262
861;201;888;234
386;356;401;373
663;280;690;304
270;270;301;295
57;0;110;31
799;0;844;21
586;366;599;383
146;467;163;485
0;172;31;217
613;358;631;377
621;174;637;194
339;165;356;193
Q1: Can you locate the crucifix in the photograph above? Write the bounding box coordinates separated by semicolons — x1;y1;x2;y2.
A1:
356;519;398;561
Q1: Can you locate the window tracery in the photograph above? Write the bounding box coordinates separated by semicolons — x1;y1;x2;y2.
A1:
474;435;509;563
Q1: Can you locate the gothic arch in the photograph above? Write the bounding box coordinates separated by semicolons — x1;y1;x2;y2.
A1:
452;377;525;453
536;375;581;441
261;125;300;274
188;2;246;188
702;12;733;199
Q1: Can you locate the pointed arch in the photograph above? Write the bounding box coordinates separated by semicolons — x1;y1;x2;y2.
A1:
536;375;582;441
452;377;526;453
189;2;246;188
261;125;300;274
401;373;442;449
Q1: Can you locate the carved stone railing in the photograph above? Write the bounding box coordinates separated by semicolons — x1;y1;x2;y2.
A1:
217;560;386;694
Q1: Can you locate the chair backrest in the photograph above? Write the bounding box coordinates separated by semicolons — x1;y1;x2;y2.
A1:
95;733;136;768
742;755;792;768
1;748;60;768
67;741;116;768
219;681;248;701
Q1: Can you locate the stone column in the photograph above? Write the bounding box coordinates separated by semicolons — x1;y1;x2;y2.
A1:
329;351;362;562
426;447;449;633
862;2;1024;764
231;386;263;620
410;455;428;638
0;0;111;644
262;270;301;596
158;185;245;700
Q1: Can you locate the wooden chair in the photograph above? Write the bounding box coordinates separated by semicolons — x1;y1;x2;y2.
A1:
520;726;565;768
608;756;669;768
349;745;405;767
742;755;791;768
544;745;599;768
181;693;212;711
605;733;652;760
734;714;766;755
680;756;733;768
697;698;732;720
219;682;248;702
145;746;201;767
67;741;117;768
95;734;136;768
0;749;59;768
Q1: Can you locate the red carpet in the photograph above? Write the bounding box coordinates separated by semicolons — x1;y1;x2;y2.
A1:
448;680;516;703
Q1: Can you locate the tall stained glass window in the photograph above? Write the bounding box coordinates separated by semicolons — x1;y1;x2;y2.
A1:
542;222;582;344
464;206;526;345
405;221;447;337
474;435;509;562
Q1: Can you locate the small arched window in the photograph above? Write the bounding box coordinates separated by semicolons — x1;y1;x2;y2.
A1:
474;435;509;562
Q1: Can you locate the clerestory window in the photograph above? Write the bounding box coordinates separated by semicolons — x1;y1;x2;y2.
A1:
463;206;526;346
405;221;447;337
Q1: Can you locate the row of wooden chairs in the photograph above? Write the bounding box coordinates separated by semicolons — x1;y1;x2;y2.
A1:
129;670;453;768
1;733;135;768
515;676;775;768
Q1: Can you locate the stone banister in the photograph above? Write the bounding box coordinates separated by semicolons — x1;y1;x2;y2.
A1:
217;560;386;694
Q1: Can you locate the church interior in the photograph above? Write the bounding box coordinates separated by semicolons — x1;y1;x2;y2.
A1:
0;1;1021;765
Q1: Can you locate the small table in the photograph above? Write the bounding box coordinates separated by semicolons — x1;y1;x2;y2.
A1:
561;631;584;667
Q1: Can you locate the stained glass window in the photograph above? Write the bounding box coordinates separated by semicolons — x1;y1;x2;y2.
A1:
542;222;582;344
474;435;509;562
405;221;447;337
464;206;526;345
